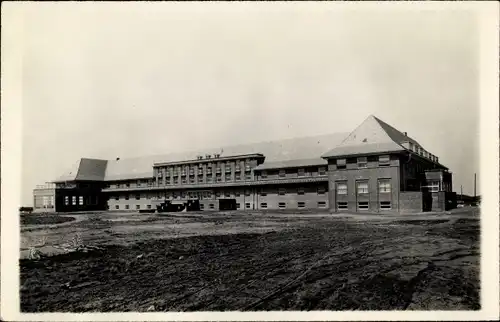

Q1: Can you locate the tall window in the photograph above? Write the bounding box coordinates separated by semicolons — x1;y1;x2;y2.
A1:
356;181;369;194
78;196;84;205
336;182;347;195
72;196;77;205
379;155;390;166
65;196;69;205
378;179;391;193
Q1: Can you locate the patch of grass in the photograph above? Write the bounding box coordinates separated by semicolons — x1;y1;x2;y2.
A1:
21;215;75;226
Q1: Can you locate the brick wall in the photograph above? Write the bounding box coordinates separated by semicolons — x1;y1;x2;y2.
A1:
399;191;423;213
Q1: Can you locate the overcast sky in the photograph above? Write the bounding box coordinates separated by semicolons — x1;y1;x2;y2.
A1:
19;3;479;205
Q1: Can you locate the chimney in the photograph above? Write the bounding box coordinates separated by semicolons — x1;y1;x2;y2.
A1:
404;132;407;136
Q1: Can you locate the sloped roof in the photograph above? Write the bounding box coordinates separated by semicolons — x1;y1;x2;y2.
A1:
53;158;108;183
254;158;327;171
104;132;347;181
321;115;417;158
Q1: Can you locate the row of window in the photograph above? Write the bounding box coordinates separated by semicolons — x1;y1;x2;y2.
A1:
64;196;84;206
159;173;253;185
157;163;253;177
260;201;327;209
335;179;392;195
260;186;326;196
336;155;391;169
337;201;392;210
115;204;153;210
260;167;327;178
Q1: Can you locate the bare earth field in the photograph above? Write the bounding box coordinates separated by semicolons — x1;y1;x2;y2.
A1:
20;209;480;312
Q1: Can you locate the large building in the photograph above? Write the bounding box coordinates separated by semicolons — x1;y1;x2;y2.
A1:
32;115;457;213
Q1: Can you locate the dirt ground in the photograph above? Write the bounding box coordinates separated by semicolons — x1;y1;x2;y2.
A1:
20;208;480;312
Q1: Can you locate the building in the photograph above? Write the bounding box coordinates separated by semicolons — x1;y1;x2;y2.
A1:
32;115;457;213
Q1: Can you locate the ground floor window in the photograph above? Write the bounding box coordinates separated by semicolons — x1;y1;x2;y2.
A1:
72;196;77;205
337;202;348;210
236;203;240;209
357;201;369;210
147;205;151;209
200;204;205;210
245;203;251;209
115;205;119;209
260;203;267;208
278;188;286;195
209;204;214;209
336;182;348;195
115;196;119;200
65;196;69;205
278;202;286;209
136;205;140;210
318;201;327;208
79;196;84;205
380;201;391;209
125;205;130;210
378;179;391;193
298;202;305;208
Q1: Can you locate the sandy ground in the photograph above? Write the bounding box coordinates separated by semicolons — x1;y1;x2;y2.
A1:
20;208;479;311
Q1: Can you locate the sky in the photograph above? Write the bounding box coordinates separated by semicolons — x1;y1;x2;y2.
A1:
18;2;480;205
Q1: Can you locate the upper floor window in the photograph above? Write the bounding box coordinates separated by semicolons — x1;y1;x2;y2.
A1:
379;155;390;166
278;188;286;195
318;167;326;175
279;170;286;178
317;186;326;195
298;168;305;177
428;180;440;192
297;187;305;195
225;165;232;173
357;157;368;168
336;159;346;169
245;164;251;172
261;171;267;179
356;181;369;194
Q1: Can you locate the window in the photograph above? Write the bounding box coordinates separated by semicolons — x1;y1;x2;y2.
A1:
225;191;231;198
318;201;327;208
357;157;368;168
137;180;142;187
225;175;232;181
357;181;369;194
378;179;391;193
225;165;232;173
380;201;392;209
216;174;222;182
79;196;84;205
279;170;286;178
136;205;140;210
260;203;268;208
65;196;69;205
125;205;130;210
298;202;305;208
317;186;326;195
235;174;241;181
337;202;348;210
216;191;221;197
357;201;369;210
245;165;251;171
235;191;241;197
125;183;130;188
260;189;267;196
115;196;119;200
209;204;215;209
115;205;119;210
318;167;327;175
147;205;152;209
245;190;251;196
125;195;129;200
135;194;141;200
72;196;77;205
379;155;390;166
181;191;186;198
245;173;252;180
278;202;286;209
298;168;305;177
261;171;267;179
297;187;305;195
428;180;440;192
235;165;241;172
200;204;205;210
236;203;240;209
245;203;251;209
278;188;286;195
182;179;187;184
336;159;346;169
199;177;204;183
216;167;221;174
336;182;347;195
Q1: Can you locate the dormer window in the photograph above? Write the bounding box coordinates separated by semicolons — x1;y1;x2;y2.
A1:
379;155;390;166
357;157;368;168
336;159;346;169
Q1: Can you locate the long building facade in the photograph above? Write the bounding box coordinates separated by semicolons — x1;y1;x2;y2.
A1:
33;115;457;213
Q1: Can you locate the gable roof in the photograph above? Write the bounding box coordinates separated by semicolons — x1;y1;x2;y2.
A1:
321;115;417;158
